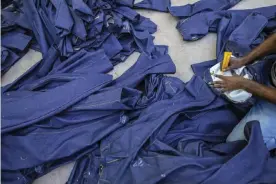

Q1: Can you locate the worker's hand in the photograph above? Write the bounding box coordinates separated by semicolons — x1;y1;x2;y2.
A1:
224;57;249;71
210;75;247;92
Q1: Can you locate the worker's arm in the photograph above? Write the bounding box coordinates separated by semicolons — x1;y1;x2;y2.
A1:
226;33;276;70
212;75;276;104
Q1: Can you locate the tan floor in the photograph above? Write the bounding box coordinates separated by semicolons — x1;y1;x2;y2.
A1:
2;0;275;183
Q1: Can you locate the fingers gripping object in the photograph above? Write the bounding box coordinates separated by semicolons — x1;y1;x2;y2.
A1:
220;51;232;71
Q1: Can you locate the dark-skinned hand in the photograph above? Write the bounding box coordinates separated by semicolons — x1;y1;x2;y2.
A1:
210;75;248;92
224;57;249;71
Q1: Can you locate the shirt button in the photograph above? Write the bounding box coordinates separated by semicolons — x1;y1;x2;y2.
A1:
120;115;128;124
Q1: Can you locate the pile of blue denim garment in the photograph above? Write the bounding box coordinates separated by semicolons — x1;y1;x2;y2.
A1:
1;0;163;79
2;0;276;184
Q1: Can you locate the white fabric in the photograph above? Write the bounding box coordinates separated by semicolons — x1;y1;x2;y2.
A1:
209;63;252;103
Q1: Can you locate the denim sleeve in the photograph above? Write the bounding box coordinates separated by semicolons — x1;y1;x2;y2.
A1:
191;59;218;78
169;0;241;18
226;13;268;57
116;0;134;7
1;48;113;92
114;6;139;21
2;31;32;51
176;12;223;41
1;73;112;134
133;16;157;34
53;0;74;36
134;0;171;12
71;0;93;23
2;10;31;30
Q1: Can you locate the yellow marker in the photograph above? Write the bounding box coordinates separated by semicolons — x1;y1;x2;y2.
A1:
221;52;232;71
